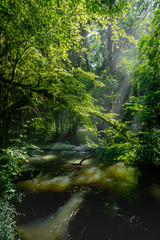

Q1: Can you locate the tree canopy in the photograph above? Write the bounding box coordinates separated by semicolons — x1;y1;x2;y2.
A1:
0;0;159;168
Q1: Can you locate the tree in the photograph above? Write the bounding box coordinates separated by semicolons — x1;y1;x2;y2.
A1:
124;1;160;167
0;0;130;146
128;1;160;130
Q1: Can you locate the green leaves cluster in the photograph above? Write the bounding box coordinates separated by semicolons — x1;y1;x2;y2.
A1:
0;145;30;240
0;0;130;144
121;2;160;167
129;3;160;130
0;198;23;240
1;0;159;168
0;147;28;195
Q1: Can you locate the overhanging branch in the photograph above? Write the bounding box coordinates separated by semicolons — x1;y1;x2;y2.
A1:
91;112;129;140
0;76;54;98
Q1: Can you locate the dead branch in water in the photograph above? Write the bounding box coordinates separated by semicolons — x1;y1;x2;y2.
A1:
71;155;93;165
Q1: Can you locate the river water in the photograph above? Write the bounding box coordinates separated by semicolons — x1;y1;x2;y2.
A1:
16;143;160;240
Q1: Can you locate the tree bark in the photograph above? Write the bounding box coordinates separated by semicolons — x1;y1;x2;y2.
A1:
107;21;115;75
1;112;10;148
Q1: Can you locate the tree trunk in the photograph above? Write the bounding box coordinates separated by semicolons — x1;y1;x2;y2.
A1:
54;111;59;137
1;112;10;147
107;22;115;75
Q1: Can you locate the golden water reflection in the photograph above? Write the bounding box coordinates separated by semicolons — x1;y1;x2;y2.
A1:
19;160;138;195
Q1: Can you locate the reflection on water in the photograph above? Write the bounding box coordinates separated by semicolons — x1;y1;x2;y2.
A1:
19;174;72;192
41;155;57;161
17;145;160;240
23;192;84;240
19;160;137;195
149;184;160;202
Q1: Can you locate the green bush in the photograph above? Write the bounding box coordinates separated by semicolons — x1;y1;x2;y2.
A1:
0;146;29;240
0;197;24;240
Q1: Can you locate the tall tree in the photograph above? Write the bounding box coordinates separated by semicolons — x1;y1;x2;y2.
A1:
124;1;160;166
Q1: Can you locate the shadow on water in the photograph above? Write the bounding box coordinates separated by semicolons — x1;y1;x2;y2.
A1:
16;144;160;240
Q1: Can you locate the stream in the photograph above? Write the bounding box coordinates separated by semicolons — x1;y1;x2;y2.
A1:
16;143;160;240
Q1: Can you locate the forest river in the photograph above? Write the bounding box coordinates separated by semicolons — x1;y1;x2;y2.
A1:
16;143;160;240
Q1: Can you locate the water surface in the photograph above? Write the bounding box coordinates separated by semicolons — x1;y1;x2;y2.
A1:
17;144;160;240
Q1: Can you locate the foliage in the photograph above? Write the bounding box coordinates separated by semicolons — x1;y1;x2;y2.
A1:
96;129;159;168
0;145;30;194
121;2;160;167
0;0;131;146
86;0;156;121
0;0;159;238
0;0;159;167
0;143;36;240
128;1;160;127
96;111;159;168
0;197;25;240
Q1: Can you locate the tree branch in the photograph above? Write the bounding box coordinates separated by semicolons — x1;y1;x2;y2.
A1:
71;155;93;165
0;76;54;98
91;113;129;140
